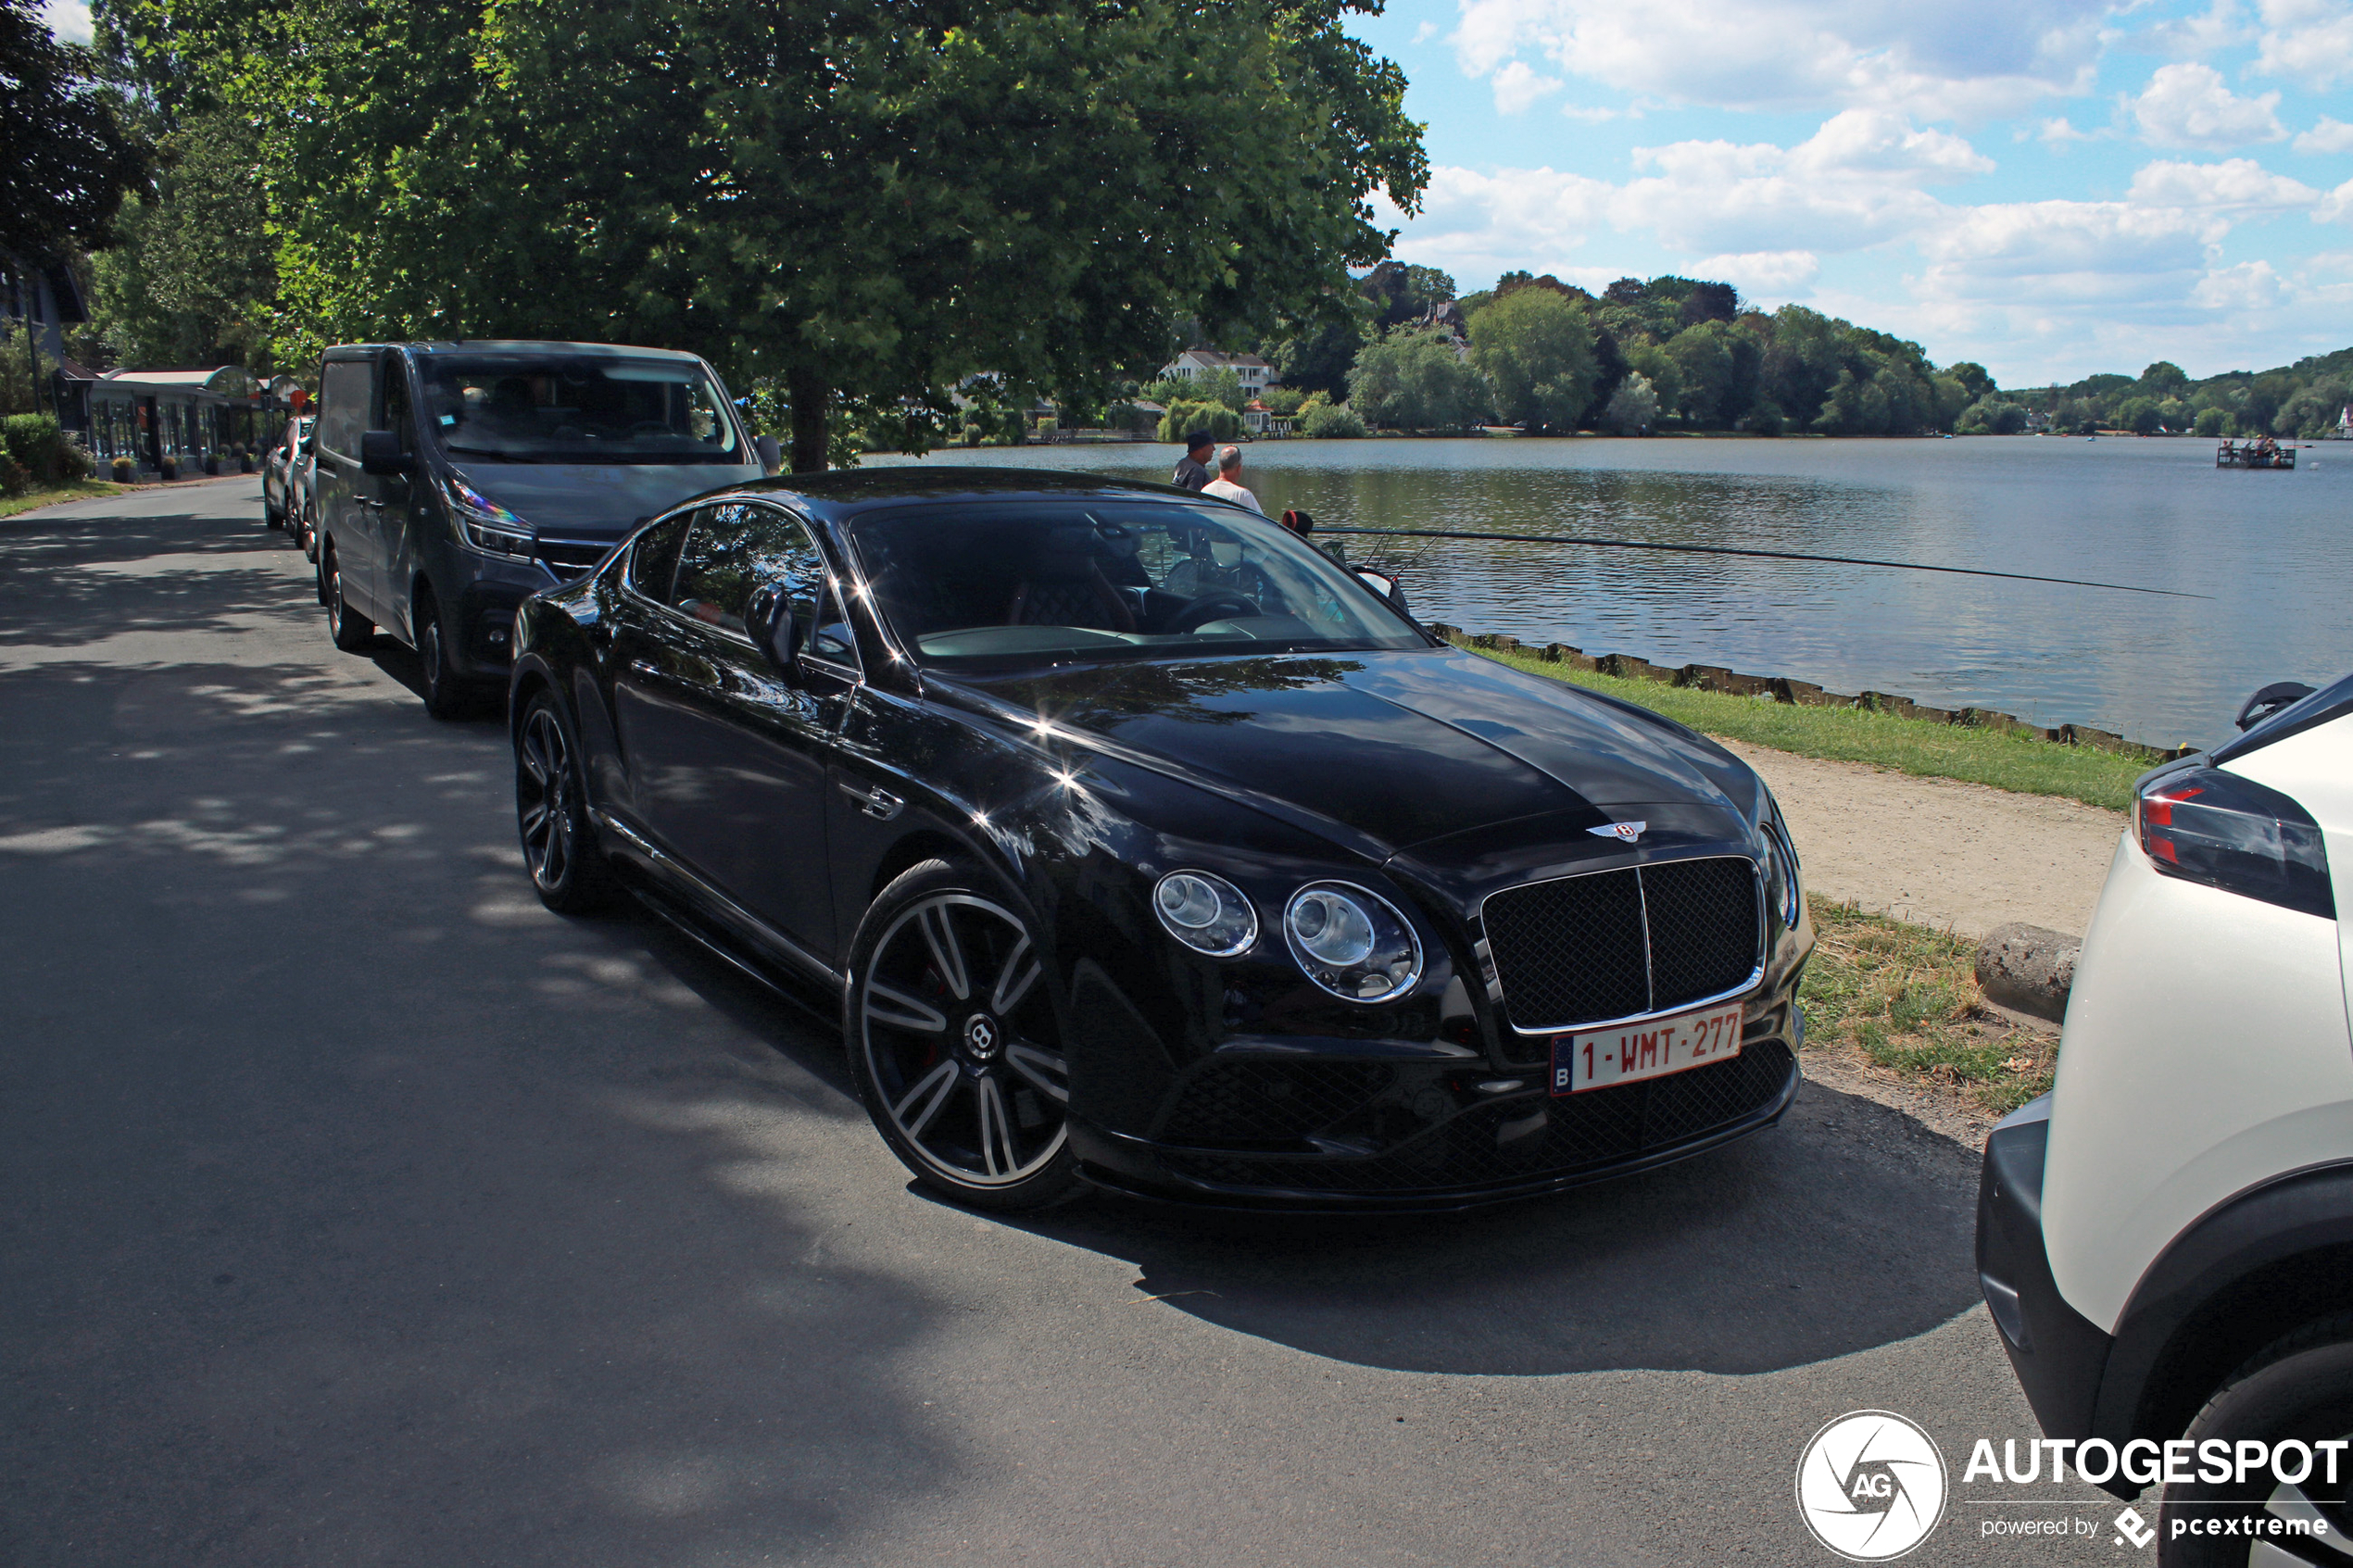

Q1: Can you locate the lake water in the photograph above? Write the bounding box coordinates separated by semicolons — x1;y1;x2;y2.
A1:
865;436;2350;749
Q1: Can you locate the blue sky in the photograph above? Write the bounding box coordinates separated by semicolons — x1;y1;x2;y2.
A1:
1344;0;2353;385
43;0;2350;388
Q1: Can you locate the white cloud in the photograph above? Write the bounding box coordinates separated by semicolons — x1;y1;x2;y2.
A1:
2318;177;2353;222
2142;0;2244;56
40;0;90;42
1376;166;1616;279
1450;0;2110;119
2191;259;2284;307
2035;117;2097;145
1918;200;2221;306
2253;0;2353;88
2126;158;2321;211
2294;117;2353;154
1689;251;1822;296
1560;104;1623;122
1492;59;1566;114
2131;62;2285;148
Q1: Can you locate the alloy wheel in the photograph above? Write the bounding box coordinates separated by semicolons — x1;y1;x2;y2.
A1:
516;705;574;893
859;893;1068;1187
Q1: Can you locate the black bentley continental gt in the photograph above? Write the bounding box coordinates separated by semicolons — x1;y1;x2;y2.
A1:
508;470;1813;1210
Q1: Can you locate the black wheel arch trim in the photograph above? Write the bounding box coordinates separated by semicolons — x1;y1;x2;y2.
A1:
2090;1158;2353;1468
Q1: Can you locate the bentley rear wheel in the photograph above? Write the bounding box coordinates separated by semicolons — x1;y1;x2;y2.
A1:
847;860;1079;1210
515;690;614;914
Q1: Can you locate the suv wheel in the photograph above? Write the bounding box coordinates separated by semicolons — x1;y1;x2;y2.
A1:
2160;1315;2353;1564
416;589;469;721
514;690;615;914
845;859;1081;1211
322;545;374;652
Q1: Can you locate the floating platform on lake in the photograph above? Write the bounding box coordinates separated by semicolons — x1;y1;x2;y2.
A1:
2217;441;2296;469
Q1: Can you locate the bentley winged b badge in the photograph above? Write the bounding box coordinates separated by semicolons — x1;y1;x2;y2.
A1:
1588;821;1647;844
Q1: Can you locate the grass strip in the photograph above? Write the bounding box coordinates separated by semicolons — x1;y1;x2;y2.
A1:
1468;644;2147;812
0;479;134;521
1798;896;2055;1117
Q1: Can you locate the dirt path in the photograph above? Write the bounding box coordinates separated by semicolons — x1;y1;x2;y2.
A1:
1721;739;2128;939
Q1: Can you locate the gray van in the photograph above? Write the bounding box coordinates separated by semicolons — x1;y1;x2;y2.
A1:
309;340;766;716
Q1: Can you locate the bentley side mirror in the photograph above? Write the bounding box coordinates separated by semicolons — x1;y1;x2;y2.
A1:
2235;681;2316;731
744;580;807;687
359;430;410;476
754;434;783;476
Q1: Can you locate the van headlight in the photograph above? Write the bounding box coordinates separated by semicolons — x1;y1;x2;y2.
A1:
444;474;533;558
1284;882;1423;1001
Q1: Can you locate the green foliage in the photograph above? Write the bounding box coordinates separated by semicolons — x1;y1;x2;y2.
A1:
2194;407;2233;437
1598;372;1657;434
2;413;89;483
1191;368;1248;412
1467;286;1596;431
1357;260;1455;332
1;0;150;258
1348;326;1490;431
1947;361;1994;402
1956;396;2028;435
1296;395;1366;437
84;107;277;370
1155;399;1239;444
120;0;1427;472
1263;385;1307;418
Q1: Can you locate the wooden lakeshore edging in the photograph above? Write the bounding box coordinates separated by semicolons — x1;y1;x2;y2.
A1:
1428;624;2196;765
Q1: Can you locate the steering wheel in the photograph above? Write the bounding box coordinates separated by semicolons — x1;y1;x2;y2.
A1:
1172;592;1261;633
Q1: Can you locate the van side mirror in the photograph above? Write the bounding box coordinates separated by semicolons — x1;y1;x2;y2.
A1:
359;430;409;476
744;580;806;687
754;434;782;476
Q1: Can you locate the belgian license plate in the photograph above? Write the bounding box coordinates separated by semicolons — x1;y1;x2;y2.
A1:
1551;1001;1744;1095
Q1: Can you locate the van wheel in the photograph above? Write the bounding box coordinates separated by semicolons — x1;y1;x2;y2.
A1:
2159;1314;2353;1564
416;588;469;720
323;545;374;652
300;504;319;562
845;859;1082;1212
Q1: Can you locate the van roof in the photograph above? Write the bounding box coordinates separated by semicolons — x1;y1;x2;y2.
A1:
321;341;708;361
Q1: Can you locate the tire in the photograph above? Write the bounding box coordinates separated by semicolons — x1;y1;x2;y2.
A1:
322;544;374;652
415;587;471;721
2159;1314;2353;1565
845;859;1081;1210
514;689;616;915
299;503;319;563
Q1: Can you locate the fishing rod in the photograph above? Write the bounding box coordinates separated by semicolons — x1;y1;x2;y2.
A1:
1317;526;2209;600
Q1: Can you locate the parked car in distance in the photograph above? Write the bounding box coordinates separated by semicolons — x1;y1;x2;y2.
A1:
308;340;763;718
261;415;312;532
1977;673;2353;1562
507;470;1813;1211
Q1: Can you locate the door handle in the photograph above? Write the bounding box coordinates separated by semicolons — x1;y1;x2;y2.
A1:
627;659;661;679
837;779;904;821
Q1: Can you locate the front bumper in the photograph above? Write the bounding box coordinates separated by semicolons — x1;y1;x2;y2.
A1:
1977;1095;2123;1483
1071;993;1803;1211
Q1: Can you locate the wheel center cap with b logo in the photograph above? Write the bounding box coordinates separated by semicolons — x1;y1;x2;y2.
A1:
962;1013;1001;1060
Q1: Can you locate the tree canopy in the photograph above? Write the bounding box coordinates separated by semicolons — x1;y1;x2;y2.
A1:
0;0;148;261
1466;286;1595;432
100;0;1426;469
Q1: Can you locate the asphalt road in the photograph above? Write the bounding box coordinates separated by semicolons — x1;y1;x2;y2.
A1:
3;480;2129;1567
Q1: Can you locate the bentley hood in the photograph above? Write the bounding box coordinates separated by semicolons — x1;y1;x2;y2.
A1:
963;647;1766;858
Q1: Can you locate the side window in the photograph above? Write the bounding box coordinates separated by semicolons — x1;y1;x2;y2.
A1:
382;359;414;452
316;358;371;457
671;503;772;634
808;581;858;667
628;514;690;604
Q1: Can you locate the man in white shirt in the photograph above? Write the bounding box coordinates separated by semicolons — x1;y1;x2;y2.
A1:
1200;445;1263;514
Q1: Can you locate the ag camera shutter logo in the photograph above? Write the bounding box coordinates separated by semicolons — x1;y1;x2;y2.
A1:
1795;1410;1948;1561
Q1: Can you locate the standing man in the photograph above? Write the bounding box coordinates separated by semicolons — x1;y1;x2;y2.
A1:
1202;445;1263;514
1172;430;1214;491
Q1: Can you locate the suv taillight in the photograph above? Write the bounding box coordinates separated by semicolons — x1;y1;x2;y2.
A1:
2138;767;2334;919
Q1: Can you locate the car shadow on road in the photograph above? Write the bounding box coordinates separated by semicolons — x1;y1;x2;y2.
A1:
1001;1083;1982;1377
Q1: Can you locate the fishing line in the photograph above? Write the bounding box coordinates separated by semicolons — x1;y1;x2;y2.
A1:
1317;526;2208;600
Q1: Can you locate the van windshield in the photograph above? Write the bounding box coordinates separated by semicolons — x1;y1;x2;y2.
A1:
420;355;742;464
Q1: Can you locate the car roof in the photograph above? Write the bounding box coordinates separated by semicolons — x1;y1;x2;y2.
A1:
732;466;1228;521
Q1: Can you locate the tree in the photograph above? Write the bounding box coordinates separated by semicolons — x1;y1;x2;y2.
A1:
2138;360;2189;397
0;0;149;262
1349;326;1489;430
84;107;277;369
1948;361;1995;403
1467;287;1596;431
151;0;1427;470
1264;308;1366;397
1956;396;2028;434
1357;261;1455;332
1659;319;1760;428
1599;372;1656;434
1677;281;1739;328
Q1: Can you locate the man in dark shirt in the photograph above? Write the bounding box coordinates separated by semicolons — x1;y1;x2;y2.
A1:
1172;431;1214;490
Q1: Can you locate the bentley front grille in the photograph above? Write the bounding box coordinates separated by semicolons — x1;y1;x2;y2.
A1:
1479;855;1763;1035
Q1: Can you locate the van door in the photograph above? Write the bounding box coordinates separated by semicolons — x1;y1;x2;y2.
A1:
373;356;422;640
312;354;379;616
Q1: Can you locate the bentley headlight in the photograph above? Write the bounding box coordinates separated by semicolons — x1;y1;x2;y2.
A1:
1763;797;1802;926
1152;871;1258;958
1284;882;1422;1002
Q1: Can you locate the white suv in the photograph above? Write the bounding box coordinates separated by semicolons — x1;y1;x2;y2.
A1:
1978;676;2353;1564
